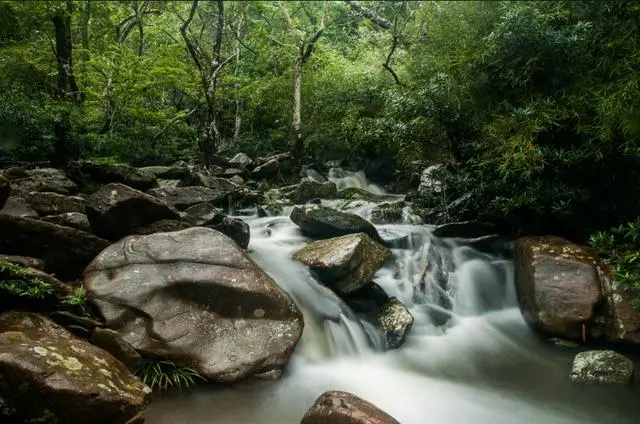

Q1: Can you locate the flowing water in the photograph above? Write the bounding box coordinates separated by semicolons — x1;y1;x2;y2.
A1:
147;171;640;424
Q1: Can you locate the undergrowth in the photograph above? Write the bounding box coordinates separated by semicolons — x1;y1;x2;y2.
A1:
0;261;55;300
135;358;204;392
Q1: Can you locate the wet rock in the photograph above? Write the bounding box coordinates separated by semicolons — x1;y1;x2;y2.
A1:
198;174;238;191
0;196;38;218
343;282;390;322
68;161;158;191
378;298;413;349
432;220;499;239
229;153;253;168
293;180;337;204
0;312;150;424
147;186;232;210
133;219;186;235
24;191;86;215
251;158;280;179
91;327;143;371
515;236;604;340
182;202;223;225
300;390;401;424
84;227;303;383
0;255;45;270
230;175;245;185
0;174;9;209
41;212;91;232
570;350;633;384
607;284;640;346
49;311;104;333
0;215;109;280
291;205;383;243
293;233;391;295
337;187;398;203
9;168;78;197
205;215;251;249
86;183;180;241
370;202;404;224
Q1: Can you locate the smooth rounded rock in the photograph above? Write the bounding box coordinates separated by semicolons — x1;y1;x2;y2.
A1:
300;390;401;424
570;350;634;384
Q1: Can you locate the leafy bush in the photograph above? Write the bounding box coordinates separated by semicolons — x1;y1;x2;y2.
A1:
135;358;204;392
0;261;56;300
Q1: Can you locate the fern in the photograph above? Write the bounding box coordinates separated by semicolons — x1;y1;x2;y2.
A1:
0;262;55;300
134;358;204;392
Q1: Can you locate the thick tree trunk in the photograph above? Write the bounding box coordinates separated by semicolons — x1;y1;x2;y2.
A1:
51;1;80;168
293;55;303;158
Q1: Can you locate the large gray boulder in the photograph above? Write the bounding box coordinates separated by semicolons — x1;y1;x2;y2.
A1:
515;236;604;340
0;311;150;424
8;168;78;197
0;174;9;209
25;191;86;215
0;215;109;280
293;233;391;295
293;180;337;204
290;205;383;243
300;391;401;424
570;350;634;384
86;183;180;241
147;186;232;210
67;161;158;191
84;227;303;383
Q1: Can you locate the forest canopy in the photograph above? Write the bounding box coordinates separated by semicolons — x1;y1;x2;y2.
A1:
1;0;640;239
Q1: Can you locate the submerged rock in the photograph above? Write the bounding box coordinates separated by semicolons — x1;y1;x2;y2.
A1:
0;311;150;424
25;191;86;215
293;180;337;204
293;233;391;295
84;227;303;383
290;205;383;243
570;350;633;384
514;236;604;340
378;297;414;349
300;390;401;424
0;215;109;280
86;183;180;241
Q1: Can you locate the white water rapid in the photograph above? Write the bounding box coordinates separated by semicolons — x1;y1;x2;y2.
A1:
147;170;640;424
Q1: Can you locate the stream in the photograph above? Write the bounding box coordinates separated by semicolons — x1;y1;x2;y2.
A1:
146;171;640;424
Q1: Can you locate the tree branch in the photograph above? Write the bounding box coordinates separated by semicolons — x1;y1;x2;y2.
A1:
344;0;390;29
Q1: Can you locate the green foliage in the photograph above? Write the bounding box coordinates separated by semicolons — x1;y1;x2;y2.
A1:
61;285;90;316
0;261;56;300
135;358;204;392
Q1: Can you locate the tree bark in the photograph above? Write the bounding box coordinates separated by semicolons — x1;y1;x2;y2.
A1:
51;1;81;168
233;12;244;142
292;54;303;158
131;0;145;55
80;0;90;61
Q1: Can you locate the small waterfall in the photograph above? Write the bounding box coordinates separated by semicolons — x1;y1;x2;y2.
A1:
327;168;385;194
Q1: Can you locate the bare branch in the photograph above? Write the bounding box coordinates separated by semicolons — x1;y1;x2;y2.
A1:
344;0;390;29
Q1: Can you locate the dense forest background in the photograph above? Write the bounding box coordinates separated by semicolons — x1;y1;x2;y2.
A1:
1;0;640;242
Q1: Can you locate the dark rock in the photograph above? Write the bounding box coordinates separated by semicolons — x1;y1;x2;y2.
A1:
256;205;269;217
68;161;158;191
343;282;390;321
49;311;104;332
570;350;633;384
206;216;251;249
293;180;337;204
293;233;391;295
0;174;9;209
0;255;45;270
9;168;78;197
0;311;150;424
370;202;404;225
133;219;186;235
0;215;109;280
378;298;413;349
86;183;180;241
147;186;232;210
198;175;239;191
25;191;86;215
229;153;253;168
0;196;38;218
138;165;194;183
337;187;398;203
2;167;28;179
251;158;280;179
432;220;499;239
41;212;91;232
300;391;401;424
91;327;143;371
84;227;303;383
291;205;383;243
515;236;604;340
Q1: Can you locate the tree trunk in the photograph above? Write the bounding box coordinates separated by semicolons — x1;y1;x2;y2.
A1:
233;13;244;142
132;0;144;55
80;0;90;61
51;1;80;168
293;54;303;158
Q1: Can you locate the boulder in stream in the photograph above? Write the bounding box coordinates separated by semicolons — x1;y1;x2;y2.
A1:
290;205;383;243
514;236;605;340
84;227;303;383
378;297;414;349
293;180;337;204
0;311;150;424
300;390;401;424
86;183;180;241
293;233;391;295
570;350;634;384
0;174;9;209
